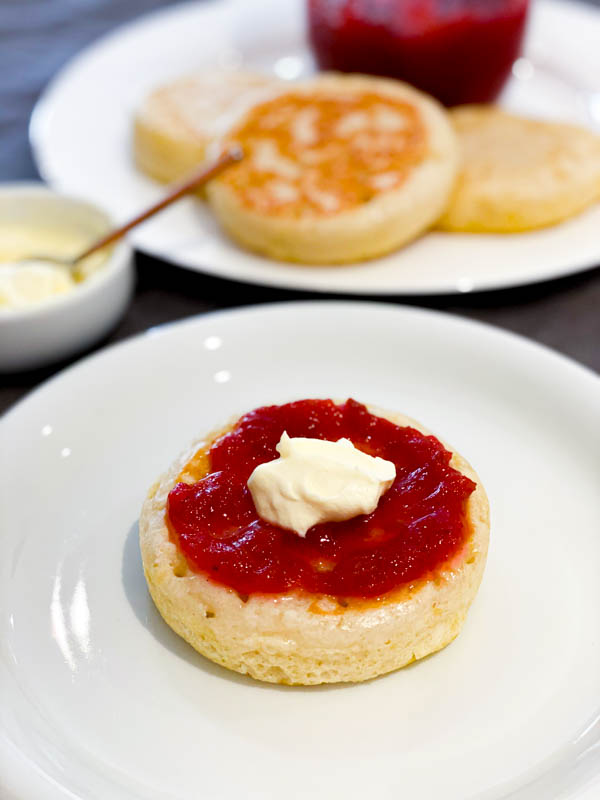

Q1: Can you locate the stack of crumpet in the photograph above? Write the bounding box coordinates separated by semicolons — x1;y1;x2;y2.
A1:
133;69;600;264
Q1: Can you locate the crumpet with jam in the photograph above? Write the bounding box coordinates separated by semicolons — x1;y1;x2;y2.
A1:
206;74;458;263
139;399;489;685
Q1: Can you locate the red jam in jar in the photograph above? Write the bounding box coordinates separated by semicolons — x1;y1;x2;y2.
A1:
167;399;476;599
307;0;530;106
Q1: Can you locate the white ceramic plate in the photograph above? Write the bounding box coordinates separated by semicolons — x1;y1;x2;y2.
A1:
1;301;600;800
30;0;600;296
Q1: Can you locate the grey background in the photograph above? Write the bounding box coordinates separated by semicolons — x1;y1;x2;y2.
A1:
1;0;599;413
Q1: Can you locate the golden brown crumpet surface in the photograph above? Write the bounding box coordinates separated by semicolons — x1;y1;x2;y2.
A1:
218;89;427;217
207;75;458;263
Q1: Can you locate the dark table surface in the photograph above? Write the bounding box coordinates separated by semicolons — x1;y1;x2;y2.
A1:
1;0;599;416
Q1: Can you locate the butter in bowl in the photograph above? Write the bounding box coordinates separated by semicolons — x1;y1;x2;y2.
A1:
0;184;134;371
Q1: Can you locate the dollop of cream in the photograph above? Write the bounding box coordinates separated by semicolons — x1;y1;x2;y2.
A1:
247;432;396;537
0;261;75;310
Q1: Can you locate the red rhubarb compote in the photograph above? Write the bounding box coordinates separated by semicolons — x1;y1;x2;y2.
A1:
167;399;476;598
308;0;530;106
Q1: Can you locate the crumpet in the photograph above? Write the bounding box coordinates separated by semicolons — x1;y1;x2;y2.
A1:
206;74;458;263
139;400;489;685
439;105;600;232
133;70;277;183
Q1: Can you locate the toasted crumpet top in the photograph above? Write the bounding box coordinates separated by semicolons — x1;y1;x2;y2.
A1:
219;89;429;218
140;71;275;142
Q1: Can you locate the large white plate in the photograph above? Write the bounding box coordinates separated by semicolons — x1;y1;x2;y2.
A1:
1;301;600;799
30;0;600;296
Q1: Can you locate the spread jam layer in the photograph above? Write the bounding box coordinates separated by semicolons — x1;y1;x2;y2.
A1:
220;90;427;218
167;399;476;598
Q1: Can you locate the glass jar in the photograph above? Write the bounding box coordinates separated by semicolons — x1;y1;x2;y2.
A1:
307;0;530;106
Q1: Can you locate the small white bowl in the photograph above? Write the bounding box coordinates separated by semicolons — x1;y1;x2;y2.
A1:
0;183;134;371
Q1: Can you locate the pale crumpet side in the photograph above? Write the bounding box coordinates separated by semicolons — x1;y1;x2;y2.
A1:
439;105;600;232
133;70;278;183
139;403;489;685
206;74;459;263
